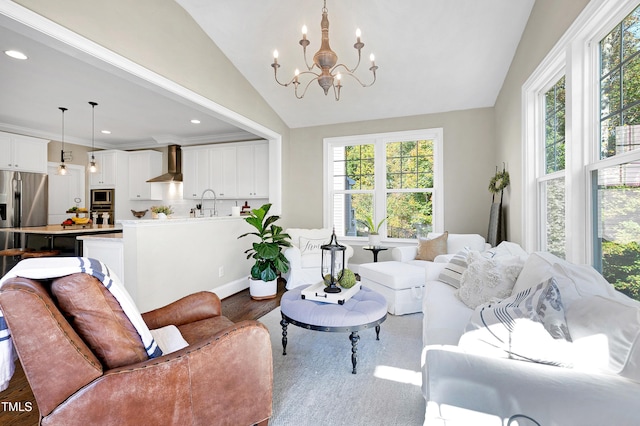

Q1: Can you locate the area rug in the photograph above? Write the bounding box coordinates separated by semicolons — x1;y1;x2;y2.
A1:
259;307;426;426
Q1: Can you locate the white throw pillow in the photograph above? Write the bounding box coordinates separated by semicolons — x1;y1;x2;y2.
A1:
511;251;561;295
456;251;526;309
484;241;529;258
459;278;574;366
298;237;327;255
566;295;640;377
549;261;617;310
150;325;189;355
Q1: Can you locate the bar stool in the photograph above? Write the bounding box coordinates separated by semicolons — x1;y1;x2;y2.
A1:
21;250;60;259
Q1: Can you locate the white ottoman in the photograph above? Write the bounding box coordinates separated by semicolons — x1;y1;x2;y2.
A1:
359;261;425;315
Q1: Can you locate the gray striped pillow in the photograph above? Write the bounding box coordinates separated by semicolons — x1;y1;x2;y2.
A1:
438;249;470;288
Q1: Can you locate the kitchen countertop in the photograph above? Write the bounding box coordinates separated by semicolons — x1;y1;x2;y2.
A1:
77;233;123;241
0;224;123;235
118;215;244;227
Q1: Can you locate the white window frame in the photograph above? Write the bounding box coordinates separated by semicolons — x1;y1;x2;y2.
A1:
323;128;444;244
523;0;640;264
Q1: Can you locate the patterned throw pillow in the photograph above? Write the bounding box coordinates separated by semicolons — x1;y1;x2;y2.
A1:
438;248;470;289
459;277;573;366
456;251;525;309
416;231;448;261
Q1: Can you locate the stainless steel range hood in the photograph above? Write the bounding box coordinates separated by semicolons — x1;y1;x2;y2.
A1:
147;144;183;182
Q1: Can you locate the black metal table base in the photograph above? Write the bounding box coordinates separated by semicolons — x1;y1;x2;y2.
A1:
280;312;385;374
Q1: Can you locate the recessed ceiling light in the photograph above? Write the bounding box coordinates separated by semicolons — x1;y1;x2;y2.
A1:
190;119;201;124
4;50;27;60
101;130;111;134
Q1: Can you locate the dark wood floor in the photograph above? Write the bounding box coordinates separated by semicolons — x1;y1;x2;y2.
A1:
0;281;285;425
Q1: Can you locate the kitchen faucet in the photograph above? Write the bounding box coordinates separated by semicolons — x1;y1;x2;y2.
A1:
199;189;218;217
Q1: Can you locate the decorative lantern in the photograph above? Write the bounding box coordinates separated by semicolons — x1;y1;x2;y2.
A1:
321;228;346;293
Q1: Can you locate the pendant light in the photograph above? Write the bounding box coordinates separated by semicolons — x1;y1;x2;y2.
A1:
57;107;68;176
88;101;98;173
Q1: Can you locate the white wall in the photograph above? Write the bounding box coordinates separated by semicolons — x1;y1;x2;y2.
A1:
284;108;498;236
123;217;253;311
494;0;590;245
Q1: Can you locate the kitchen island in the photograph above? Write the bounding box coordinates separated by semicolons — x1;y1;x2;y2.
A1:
118;216;254;311
0;224;123;255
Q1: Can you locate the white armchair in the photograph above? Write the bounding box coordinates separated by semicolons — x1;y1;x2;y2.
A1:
282;228;354;289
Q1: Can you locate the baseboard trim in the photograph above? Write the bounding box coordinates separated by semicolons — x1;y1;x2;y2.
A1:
212;276;249;300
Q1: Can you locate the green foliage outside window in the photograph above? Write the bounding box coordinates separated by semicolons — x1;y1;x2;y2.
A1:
598;183;640;301
596;5;640;302
386;140;434;238
600;7;640;158
336;140;435;239
545;76;566;173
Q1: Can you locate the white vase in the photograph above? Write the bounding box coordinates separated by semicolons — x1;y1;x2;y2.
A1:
368;234;381;247
249;277;278;300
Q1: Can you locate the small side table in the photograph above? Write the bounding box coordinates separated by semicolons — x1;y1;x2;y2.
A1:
363;245;389;262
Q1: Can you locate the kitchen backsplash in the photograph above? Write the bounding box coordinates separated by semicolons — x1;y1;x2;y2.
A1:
128;183;268;218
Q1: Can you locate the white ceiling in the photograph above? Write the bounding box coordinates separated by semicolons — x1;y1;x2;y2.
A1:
0;0;534;150
0;13;257;150
177;0;535;128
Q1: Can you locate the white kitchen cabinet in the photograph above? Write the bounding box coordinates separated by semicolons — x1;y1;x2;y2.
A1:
128;150;162;200
0;132;49;173
89;151;115;187
182;141;269;200
182;147;211;199
86;150;129;223
236;142;269;198
47;162;86;225
210;146;237;198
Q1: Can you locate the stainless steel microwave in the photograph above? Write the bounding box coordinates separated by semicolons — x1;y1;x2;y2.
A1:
91;189;114;205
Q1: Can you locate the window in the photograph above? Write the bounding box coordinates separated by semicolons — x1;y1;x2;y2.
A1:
324;129;443;242
593;161;640;300
600;7;640;158
540;76;566;258
593;4;640;301
523;0;640;302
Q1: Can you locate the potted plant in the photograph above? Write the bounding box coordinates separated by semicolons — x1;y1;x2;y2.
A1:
238;203;292;300
360;216;386;246
150;205;173;219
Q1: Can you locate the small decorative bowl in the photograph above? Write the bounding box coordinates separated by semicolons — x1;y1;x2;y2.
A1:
131;209;148;218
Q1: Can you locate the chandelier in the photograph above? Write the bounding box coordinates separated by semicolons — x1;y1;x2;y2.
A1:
271;0;378;100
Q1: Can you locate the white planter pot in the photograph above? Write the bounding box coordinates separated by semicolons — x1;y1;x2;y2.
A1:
368;234;381;247
249;277;278;300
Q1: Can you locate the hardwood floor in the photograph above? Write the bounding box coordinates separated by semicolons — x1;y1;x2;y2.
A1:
0;280;285;425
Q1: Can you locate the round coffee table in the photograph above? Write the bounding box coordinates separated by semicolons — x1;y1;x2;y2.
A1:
279;285;388;374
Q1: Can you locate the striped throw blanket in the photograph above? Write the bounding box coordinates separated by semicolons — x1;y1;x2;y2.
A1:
0;257;162;391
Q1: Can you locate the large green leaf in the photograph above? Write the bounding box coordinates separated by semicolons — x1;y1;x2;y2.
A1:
254;242;279;260
274;255;289;274
260;265;277;282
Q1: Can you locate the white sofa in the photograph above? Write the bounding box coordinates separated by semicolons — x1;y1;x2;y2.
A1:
421;249;640;425
282;228;354;289
359;233;489;314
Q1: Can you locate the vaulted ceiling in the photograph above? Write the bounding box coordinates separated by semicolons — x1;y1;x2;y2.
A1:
177;0;535;128
0;1;534;150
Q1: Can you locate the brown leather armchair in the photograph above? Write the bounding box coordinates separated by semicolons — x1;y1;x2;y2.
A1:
0;274;273;426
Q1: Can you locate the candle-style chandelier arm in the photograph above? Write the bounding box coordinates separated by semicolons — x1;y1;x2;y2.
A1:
335;44;364;75
299;43;317;72
272;64;320;89
331;63;378;88
294;74;324;100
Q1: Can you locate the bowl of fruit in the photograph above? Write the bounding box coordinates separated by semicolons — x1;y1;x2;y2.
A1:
61;216;92;227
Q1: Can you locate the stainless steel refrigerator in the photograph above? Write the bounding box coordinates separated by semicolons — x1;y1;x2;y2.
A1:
0;171;48;276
